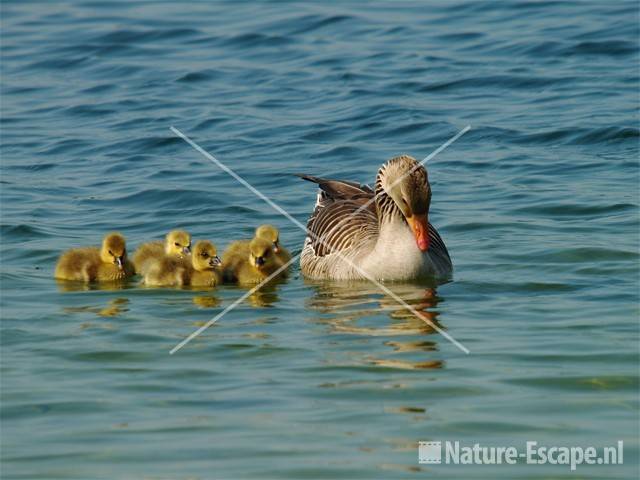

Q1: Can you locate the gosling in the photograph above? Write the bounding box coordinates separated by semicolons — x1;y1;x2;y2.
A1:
188;240;223;287
143;240;222;287
224;224;291;272
132;229;191;275
55;232;134;282
255;224;292;265
223;237;287;285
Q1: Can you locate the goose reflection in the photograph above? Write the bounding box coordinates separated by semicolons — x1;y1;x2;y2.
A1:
305;279;446;370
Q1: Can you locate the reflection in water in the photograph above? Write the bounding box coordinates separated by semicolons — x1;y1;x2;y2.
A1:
305;280;446;370
56;279;133;293
192;295;220;308
225;281;283;308
63;298;130;318
247;284;280;307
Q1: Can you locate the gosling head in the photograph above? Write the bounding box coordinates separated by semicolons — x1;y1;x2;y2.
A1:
379;155;431;252
165;230;191;256
100;232;128;269
192;240;222;271
255;224;281;253
249;237;276;271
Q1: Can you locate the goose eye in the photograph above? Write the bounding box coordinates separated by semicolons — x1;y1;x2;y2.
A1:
108;250;113;255
201;252;208;258
174;242;180;246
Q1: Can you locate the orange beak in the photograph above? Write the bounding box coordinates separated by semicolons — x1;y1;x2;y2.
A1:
407;214;430;252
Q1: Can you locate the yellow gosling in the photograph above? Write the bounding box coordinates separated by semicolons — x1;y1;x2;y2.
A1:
144;240;221;287
142;256;190;287
222;224;291;277
255;224;292;265
223;237;287;285
188;240;222;287
55;232;134;282
221;239;249;278
132;229;191;275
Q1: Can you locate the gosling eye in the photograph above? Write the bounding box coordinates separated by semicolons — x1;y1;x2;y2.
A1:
174;242;180;247
108;250;113;255
201;252;209;258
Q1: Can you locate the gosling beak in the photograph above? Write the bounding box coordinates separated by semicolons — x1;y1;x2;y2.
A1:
255;256;265;267
407;213;430;252
210;256;222;267
272;242;280;254
182;246;191;255
115;257;123;269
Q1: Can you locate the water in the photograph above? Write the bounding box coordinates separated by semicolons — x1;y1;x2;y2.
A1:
1;1;639;478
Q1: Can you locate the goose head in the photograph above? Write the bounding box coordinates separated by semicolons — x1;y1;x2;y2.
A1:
379;155;431;252
249;237;277;272
165;230;191;256
100;232;128;269
255;224;281;253
192;240;222;271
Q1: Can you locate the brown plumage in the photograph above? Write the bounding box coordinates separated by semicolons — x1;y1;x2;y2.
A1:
55;232;134;282
298;155;453;280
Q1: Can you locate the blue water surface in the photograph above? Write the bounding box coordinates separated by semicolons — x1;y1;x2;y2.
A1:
1;1;639;479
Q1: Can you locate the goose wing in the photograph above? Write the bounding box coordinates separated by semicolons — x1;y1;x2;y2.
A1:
295;174;373;199
298;174;378;257
428;223;452;266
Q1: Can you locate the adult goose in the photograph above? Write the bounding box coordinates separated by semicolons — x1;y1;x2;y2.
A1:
298;155;452;281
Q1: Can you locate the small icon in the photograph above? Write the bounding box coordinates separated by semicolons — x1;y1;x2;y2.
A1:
419;441;442;464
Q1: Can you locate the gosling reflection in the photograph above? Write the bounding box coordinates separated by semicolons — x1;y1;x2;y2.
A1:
305;280;445;369
63;297;130;317
56;279;133;293
226;282;281;308
192;295;220;309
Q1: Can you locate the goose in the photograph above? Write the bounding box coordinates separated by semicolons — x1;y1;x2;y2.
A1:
298;154;452;281
222;237;288;285
143;239;222;287
55;232;135;282
132;229;191;275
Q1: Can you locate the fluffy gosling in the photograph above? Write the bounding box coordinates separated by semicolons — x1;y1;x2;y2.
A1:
132;229;191;275
55;232;134;282
223;224;290;273
143;240;221;287
188;240;223;287
223;237;287;285
255;224;292;265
